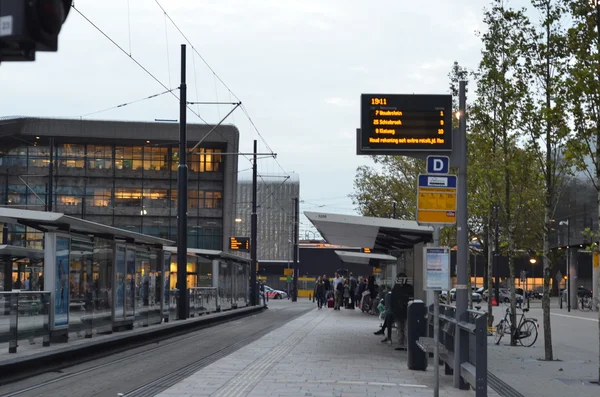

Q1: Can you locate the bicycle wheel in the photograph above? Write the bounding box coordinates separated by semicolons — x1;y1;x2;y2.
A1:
583;296;593;312
494;320;505;345
518;320;538;347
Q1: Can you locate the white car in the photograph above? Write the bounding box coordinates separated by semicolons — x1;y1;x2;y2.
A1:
264;286;287;299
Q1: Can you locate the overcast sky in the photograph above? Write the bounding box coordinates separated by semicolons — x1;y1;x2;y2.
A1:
0;0;490;235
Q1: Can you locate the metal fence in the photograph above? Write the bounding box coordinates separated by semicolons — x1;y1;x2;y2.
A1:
0;291;51;353
422;303;487;397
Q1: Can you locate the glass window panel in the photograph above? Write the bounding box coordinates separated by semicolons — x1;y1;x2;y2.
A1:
115;188;142;207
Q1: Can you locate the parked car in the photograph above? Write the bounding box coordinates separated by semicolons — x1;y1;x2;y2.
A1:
448;288;483;303
482;288;523;303
264;286;287;299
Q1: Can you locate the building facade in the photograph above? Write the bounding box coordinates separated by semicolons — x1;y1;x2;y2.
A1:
0;117;239;250
234;175;299;261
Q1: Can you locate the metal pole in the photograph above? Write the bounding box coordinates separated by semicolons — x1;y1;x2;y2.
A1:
48;138;54;212
393;201;397;219
454;80;469;388
177;44;189;320
567;219;571;312
433;225;440;397
494;206;500;305
292;197;299;302
250;140;258;306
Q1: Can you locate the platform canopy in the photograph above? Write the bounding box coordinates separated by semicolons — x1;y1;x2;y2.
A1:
0;208;173;246
163;246;250;264
0;245;45;260
304;211;433;252
334;250;397;266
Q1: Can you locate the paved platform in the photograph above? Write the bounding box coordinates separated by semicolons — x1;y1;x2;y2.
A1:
155;302;493;397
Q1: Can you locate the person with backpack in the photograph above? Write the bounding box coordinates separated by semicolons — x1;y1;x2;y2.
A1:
332;272;344;310
391;273;414;349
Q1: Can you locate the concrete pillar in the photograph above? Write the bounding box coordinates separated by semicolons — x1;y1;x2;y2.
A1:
413;242;425;303
569;248;578;310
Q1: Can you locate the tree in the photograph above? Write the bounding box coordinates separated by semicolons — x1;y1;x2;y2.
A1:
519;0;571;361
473;0;542;342
564;0;600;380
351;156;425;220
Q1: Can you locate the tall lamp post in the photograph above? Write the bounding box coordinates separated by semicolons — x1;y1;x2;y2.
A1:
559;220;570;312
528;258;537;310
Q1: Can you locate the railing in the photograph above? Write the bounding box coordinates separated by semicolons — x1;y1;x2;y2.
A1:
0;291;51;353
418;304;487;397
188;287;218;317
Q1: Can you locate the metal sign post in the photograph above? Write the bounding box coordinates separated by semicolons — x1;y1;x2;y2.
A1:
423;231;450;397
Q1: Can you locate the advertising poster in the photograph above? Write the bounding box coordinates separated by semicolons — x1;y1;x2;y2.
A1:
114;246;126;320
424;247;450;291
54;236;71;328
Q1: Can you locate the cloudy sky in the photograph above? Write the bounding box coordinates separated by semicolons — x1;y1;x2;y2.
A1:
0;0;490;235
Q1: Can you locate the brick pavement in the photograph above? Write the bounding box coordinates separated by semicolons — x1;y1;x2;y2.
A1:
155;302;497;397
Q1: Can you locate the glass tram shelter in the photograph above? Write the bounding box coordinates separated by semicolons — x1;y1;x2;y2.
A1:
0;207;173;341
304;211;434;302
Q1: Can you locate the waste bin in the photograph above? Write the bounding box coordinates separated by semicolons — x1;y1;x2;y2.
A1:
407;299;427;370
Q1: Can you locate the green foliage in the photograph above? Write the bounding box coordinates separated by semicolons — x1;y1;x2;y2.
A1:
350;156;425;220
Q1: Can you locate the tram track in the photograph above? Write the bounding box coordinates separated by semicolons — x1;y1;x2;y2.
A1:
0;303;313;397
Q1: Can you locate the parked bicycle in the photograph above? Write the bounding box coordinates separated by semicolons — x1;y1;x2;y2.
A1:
578;295;599;312
494;306;538;347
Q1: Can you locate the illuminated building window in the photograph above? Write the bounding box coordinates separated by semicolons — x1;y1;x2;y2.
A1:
143;147;168;171
87;145;113;170
115;188;142;207
115;146;143;170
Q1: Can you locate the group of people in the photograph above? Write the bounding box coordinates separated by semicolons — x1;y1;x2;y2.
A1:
313;272;414;349
313;272;359;310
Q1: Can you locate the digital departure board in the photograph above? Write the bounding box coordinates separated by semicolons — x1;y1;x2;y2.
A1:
230;236;250;252
358;94;453;153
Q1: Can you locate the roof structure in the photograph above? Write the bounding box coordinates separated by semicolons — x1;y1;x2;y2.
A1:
0;208;173;246
334;250;397;266
304;211;433;253
0;245;45;260
163;246;250;263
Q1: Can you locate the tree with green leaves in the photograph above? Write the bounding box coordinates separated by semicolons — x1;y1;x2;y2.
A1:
351;156;425;220
474;0;540;344
564;0;600;380
519;0;571;361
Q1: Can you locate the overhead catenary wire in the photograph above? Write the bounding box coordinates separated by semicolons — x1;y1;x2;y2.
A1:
74;3;291;215
79;88;178;118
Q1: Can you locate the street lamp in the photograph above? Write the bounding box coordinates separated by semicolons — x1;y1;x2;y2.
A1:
528;258;537;309
559;220;571;312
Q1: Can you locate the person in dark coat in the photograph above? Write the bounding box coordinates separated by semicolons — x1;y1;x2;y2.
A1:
391;272;414;348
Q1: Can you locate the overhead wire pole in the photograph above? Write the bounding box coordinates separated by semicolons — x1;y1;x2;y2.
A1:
292;197;299;302
177;44;189;320
454;81;469;389
250;140;258;306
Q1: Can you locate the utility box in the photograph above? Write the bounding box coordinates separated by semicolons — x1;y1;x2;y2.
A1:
407;299;428;370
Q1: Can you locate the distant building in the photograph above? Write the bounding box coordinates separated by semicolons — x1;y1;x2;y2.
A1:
0;117;239;250
234;175;299;261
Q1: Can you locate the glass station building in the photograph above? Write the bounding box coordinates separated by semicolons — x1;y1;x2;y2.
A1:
0;117;240;289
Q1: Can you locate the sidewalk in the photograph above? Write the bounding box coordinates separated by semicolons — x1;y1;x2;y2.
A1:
487;304;600;397
155;302;497;397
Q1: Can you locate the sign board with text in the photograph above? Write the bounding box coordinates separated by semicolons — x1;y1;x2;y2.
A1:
358;94;453;155
423;247;451;291
416;174;457;225
229;236;250;252
283;268;293;276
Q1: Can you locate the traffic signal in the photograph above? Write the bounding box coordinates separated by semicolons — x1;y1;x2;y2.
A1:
0;0;72;62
